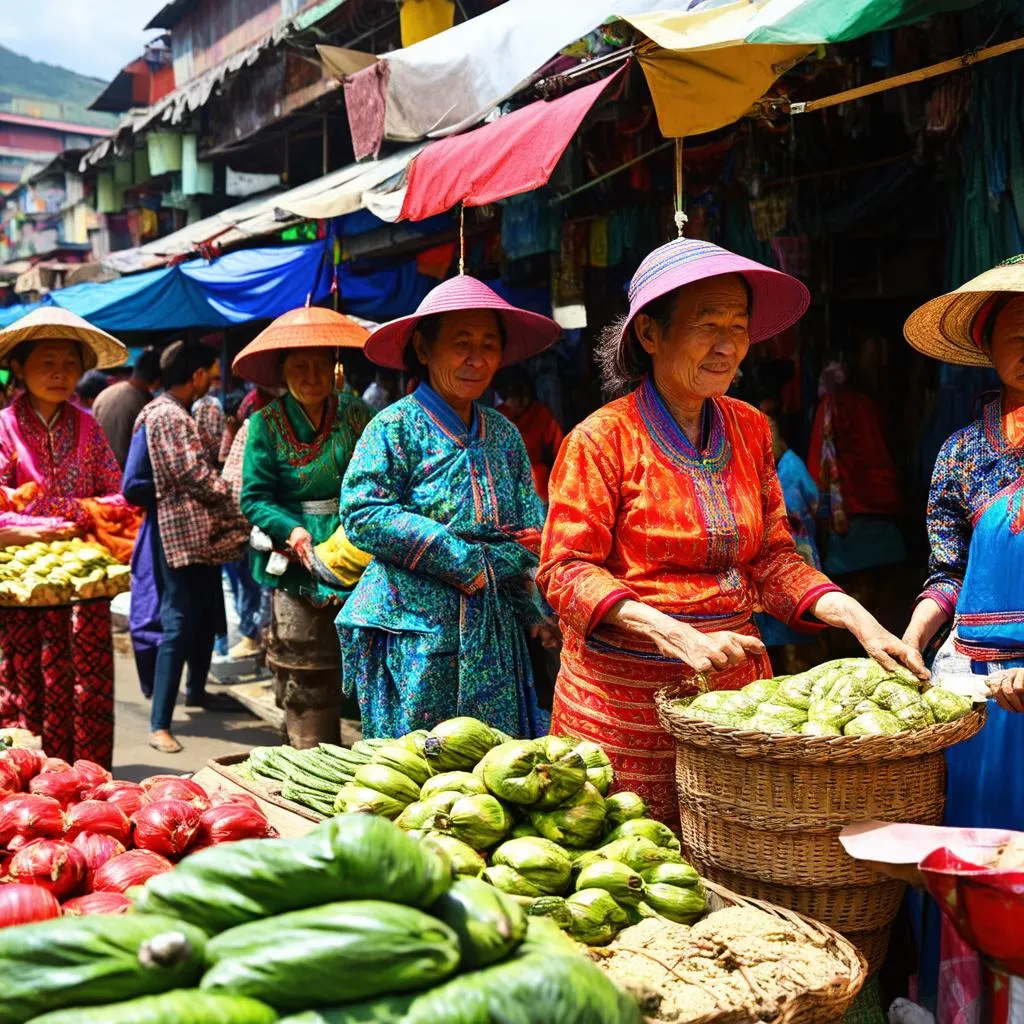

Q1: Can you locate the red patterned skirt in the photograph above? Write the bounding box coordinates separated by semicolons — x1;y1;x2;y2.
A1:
550;613;769;829
0;602;114;768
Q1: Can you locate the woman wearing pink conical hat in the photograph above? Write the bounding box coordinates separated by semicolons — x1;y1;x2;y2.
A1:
336;276;560;739
537;237;928;827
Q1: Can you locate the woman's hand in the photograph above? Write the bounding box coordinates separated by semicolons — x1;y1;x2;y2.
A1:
529;619;561;650
987;668;1024;714
287;526;315;571
605;599;765;673
902;597;950;654
813;592;929;681
0;523;65;547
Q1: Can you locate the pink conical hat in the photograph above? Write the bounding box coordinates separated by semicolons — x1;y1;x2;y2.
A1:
363;276;560;370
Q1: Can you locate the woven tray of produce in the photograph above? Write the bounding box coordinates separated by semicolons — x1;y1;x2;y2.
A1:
590;880;865;1024
655;658;985;764
0;539;130;608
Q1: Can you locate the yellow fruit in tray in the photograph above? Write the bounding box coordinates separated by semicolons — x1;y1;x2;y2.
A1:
75;546;106;564
61;559;84;575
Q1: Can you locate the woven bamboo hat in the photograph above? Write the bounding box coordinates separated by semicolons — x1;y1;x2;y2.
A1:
904;254;1024;366
0;307;127;371
233;306;371;388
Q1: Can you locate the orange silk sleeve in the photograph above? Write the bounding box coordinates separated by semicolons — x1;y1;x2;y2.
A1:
538;427;636;636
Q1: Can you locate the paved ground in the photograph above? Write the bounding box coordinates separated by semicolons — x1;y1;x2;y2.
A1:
111;631;279;782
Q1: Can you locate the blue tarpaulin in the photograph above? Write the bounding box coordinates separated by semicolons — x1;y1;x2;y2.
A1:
0;241;440;334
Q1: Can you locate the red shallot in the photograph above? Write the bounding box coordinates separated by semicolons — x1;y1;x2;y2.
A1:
131;799;202;858
0;883;61;927
196;804;275;847
62;891;131;916
71;760;111;789
142;777;210;811
41;758;72;773
0;794;65;847
63;801;130;845
70;832;126;888
87;780;145;817
8;839;86;899
91;849;173;893
208;789;262;811
29;770;86;808
0;758;22;796
0;749;46;788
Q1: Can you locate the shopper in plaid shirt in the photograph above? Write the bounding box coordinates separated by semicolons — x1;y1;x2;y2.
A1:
125;341;247;754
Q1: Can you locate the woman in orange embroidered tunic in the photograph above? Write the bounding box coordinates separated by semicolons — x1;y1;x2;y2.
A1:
539;239;927;825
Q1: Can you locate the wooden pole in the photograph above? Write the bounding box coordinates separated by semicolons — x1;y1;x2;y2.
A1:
791;35;1024;114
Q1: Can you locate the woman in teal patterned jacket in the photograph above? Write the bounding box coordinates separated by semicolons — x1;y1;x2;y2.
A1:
336;277;561;739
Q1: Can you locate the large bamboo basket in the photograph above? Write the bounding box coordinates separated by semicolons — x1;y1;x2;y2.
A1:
655;690;985;972
591;878;866;1023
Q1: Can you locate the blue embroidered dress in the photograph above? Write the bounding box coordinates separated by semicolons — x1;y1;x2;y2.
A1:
921;397;1024;831
335;383;547;739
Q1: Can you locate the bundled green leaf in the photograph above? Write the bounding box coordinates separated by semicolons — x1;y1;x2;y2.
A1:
401;946;641;1024
601;817;680;852
482;864;545;897
924;686;973;723
203;900;460;1011
530;782;606;848
533;751;588;809
739;678;780;702
420;771;487;799
749;703;807;734
774;675;815;711
644;881;706;923
136;815;452;933
277;996;414;1023
844;709;903;736
430;877;527;968
575;861;645;906
872;679;924;713
601;836;683;873
26;991;278;1024
334;785;407;819
478;741;549;804
396;797;450;831
509;820;540;839
641;861;700;888
895;699;935;730
422;717;500;771
370;744;434;787
434;793;511;849
565;888;628;946
801;721;842;736
571;740;615;796
526;896;573;929
491;837;573;895
352;763;422;805
604;791;648;830
0;915;207;1024
536;736;575;760
399;731;429;756
422;833;487;877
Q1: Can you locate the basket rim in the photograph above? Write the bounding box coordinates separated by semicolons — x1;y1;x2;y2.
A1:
655;688;986;763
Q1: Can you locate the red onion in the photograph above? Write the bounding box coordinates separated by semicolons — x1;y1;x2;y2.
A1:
62;891;131;916
0;758;22;795
71;760;111;790
63;801;130;846
85;779;141;801
196;804;275;847
131;800;202;858
138;773;186;792
0;794;65;847
92;849;173;893
70;832;126;889
87;781;145;818
41;758;72;774
29;770;86;808
0;749;46;788
0;883;61;927
209;789;262;811
143;777;210;811
8;839;86;899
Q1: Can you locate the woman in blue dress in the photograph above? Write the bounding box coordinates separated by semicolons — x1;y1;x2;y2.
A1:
902;256;1024;1015
336;276;561;739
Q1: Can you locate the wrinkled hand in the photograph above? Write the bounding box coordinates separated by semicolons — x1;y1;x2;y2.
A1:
987;668;1024;714
287;526;315;572
651;621;765;673
529;619;561;650
0;523;69;546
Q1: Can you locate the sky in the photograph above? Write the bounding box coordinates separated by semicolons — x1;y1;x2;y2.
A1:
1;0;171;82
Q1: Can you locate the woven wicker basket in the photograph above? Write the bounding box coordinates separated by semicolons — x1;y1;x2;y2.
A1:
655;690;986;972
593;878;866;1023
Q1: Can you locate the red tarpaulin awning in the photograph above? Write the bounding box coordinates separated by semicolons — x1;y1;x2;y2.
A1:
398;68;624;222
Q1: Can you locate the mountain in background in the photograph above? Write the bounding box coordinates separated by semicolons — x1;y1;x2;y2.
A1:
0;44;117;128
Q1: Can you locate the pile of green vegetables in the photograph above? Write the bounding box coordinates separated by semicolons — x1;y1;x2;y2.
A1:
674;658;974;736
0;813;640;1023
240;719;706;945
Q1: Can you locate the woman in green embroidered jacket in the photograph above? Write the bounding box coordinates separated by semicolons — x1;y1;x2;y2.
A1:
233;306;373;747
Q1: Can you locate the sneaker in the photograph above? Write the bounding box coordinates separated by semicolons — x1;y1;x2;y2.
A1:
228;635;262;659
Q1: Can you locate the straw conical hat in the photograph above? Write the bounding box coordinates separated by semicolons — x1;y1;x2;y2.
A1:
233;306;370;388
904;254;1024;366
0;307;127;370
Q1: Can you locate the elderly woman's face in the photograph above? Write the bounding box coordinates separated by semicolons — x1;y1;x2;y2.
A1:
12;340;83;406
989;297;1024;395
282;347;334;408
414;310;503;406
636;275;751;400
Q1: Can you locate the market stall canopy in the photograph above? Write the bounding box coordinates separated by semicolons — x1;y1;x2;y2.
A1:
625;0;988;138
396;70;623;222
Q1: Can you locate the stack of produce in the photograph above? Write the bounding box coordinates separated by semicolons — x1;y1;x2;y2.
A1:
0;754;276;925
239;719;707;946
0;539;130;607
675;658;973;736
0;812;640;1023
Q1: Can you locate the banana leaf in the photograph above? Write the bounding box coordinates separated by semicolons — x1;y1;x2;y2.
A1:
26;991;278;1024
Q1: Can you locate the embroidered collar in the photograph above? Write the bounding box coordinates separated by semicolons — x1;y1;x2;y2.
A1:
636;376;730;473
983;396;1024;454
412;382;481;446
